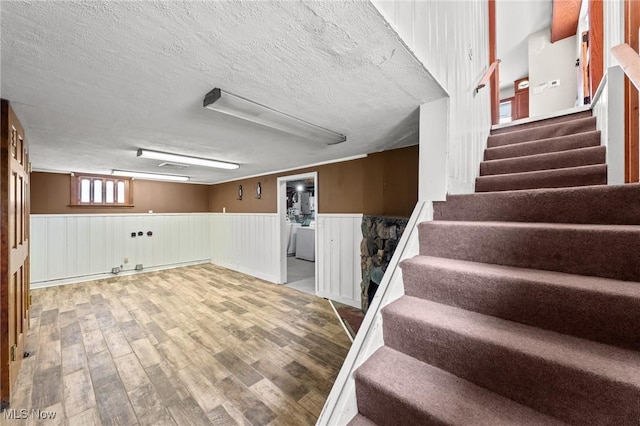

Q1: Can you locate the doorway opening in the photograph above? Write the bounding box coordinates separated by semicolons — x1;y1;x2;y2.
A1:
276;172;318;296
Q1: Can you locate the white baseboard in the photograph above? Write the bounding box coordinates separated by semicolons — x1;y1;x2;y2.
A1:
209;260;279;284
317;291;361;309
30;259;211;289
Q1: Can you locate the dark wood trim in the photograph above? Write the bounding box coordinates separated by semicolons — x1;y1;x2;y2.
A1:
489;0;499;125
0;100;6;409
589;0;604;95
625;0;640;183
68;204;135;208
551;0;582;43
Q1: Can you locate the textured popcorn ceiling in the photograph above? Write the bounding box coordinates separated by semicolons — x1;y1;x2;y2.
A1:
1;1;445;183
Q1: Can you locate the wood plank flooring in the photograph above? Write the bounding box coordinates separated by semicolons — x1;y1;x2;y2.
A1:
6;264;351;425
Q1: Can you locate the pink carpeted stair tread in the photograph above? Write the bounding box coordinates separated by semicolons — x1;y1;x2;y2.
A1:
483;131;600;161
433;184;640;224
382;296;640;425
480;146;605;176
475;163;607;192
490;110;591;135
419;220;640;281
347;414;377;426
488;116;596;147
351;112;638;424
401;255;640;350
354;346;566;426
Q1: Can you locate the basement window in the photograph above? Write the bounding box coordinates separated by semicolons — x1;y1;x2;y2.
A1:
70;174;133;207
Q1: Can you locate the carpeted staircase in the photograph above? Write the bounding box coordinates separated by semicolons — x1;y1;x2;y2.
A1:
348;111;640;425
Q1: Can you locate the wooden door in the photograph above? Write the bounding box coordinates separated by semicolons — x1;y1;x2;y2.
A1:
1;99;30;408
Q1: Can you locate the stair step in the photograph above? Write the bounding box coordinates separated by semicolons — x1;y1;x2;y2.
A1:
354;346;565;426
418;221;640;281
382;296;640;425
347;414;377;426
488;116;596;147
433;183;640;224
480;146;605;176
475;164;607;192
401;255;640;350
484;131;601;161
490;110;592;135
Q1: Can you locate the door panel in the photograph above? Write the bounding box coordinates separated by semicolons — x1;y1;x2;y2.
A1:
1;99;30;408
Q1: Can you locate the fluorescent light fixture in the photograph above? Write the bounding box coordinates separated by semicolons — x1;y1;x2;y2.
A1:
137;149;239;170
203;88;346;145
112;170;190;182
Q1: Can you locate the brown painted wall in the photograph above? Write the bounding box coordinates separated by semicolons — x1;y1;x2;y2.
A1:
30;172;210;214
381;146;420;217
30;146;418;216
208;145;418;217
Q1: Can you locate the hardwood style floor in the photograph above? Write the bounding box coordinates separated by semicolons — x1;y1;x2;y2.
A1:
7;264;351;425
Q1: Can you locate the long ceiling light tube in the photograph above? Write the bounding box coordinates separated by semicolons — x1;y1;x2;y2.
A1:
137;149;239;170
203;88;346;145
112;170;190;182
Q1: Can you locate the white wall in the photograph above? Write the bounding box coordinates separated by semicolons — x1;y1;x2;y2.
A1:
372;0;492;195
30;213;211;287
528;28;578;116
316;214;362;309
500;85;515;100
209;213;279;283
419;98;449;202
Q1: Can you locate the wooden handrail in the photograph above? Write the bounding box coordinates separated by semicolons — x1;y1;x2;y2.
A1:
611;43;640;91
476;59;501;93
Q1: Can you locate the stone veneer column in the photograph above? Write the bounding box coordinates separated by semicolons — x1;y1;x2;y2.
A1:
360;216;408;313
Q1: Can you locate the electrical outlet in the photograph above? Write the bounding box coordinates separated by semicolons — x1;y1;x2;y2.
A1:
124;257;129;264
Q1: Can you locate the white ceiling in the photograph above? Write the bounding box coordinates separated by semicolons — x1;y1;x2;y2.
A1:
0;1;445;184
497;0;553;89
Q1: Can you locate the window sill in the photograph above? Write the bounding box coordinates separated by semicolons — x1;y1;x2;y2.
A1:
68;204;135;208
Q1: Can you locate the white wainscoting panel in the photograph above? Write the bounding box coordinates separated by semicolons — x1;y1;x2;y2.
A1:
372;0;492;195
317;214;362;309
30;213;211;287
209;213;279;283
